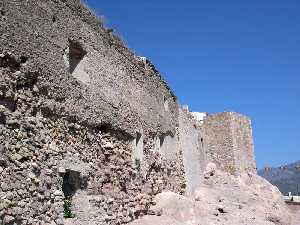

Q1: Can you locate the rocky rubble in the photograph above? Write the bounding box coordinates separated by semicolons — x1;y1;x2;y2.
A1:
130;164;293;225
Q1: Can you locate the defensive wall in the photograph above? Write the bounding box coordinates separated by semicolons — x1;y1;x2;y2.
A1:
0;0;256;224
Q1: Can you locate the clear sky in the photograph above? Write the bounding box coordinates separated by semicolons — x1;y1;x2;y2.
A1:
84;0;300;169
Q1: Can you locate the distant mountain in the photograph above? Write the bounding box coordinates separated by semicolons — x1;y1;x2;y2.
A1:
258;160;300;196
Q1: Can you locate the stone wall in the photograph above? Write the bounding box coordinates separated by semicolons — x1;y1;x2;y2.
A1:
0;0;258;224
0;53;185;224
0;0;177;138
231;113;256;173
178;109;207;195
202;112;256;174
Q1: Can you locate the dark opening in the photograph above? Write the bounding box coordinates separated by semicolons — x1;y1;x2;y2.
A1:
0;113;5;125
0;54;21;71
96;123;110;133
200;137;204;147
62;170;81;198
52;15;56;23
19;156;30;163
159;136;165;147
16;71;38;90
0;98;16;112
136;132;142;146
68;40;87;74
20;56;28;64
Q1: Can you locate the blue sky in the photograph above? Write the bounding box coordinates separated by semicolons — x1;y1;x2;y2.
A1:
85;0;300;169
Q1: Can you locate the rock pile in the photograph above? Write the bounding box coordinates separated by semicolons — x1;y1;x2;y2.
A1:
130;164;293;225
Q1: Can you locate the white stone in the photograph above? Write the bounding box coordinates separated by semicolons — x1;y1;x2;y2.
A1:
203;162;217;179
54;190;62;196
190;112;207;122
58;167;66;174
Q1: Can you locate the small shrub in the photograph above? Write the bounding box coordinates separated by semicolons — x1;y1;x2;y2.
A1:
135;158;141;171
63;198;76;219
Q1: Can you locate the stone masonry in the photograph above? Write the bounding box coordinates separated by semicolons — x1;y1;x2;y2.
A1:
0;0;256;224
202;112;256;174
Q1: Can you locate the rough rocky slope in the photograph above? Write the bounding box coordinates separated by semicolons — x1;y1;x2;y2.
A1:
130;164;294;225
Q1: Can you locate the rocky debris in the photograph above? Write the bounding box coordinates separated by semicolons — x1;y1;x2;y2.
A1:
203;162;217;179
130;164;293;225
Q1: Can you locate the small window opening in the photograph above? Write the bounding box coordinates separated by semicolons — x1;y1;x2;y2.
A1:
163;96;169;112
20;56;28;64
136;132;142;146
132;132;143;169
65;40;87;74
62;169;81;198
52;15;57;23
200;137;204;147
159;136;165;148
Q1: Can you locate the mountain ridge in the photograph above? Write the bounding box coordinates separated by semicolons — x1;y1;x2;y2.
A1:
258;160;300;195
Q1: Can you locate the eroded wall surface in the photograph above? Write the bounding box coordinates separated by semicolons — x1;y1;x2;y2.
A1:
0;0;177;138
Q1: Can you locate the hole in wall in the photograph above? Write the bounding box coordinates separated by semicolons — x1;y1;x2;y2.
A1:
132;132;143;169
200;137;204;147
0;113;5;125
62;169;81;198
96;124;110;134
163;95;169;112
159;136;165;148
65;40;87;74
16;71;38;90
19;156;30;163
0;54;21;71
136;132;142;146
20;56;28;64
52;15;56;23
0;98;16;112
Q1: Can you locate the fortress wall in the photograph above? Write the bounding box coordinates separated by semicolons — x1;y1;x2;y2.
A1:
202;112;236;173
0;0;178;138
178;109;205;195
0;0;258;224
0;1;185;224
231;113;257;173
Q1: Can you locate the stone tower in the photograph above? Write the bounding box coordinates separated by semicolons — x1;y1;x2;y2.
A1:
202;112;256;174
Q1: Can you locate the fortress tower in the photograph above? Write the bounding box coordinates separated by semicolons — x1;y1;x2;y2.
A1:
202;112;256;174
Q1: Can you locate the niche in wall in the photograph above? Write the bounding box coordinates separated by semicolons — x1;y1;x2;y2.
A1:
163;95;169;112
67;40;86;73
63;40;90;84
62;169;81;198
160;135;165;148
132;132;144;170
